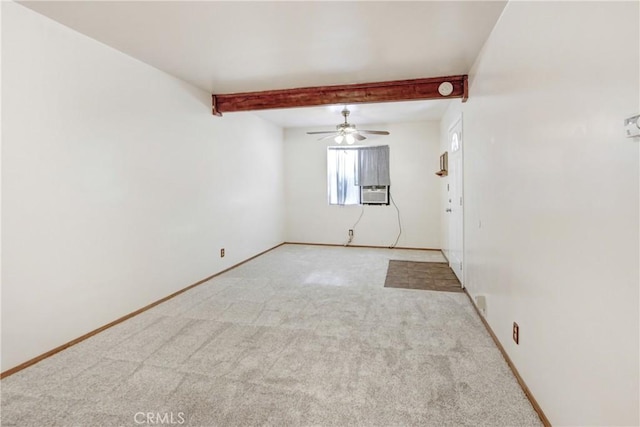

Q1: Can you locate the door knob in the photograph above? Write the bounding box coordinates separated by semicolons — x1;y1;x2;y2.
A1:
446;208;452;212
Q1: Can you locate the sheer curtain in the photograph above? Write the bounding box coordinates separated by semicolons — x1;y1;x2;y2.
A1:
327;148;360;205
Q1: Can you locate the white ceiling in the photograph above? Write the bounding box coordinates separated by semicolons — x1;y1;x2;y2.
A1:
19;1;506;127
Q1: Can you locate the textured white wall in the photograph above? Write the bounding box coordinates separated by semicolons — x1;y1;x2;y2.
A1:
442;2;639;425
1;2;285;371
284;122;441;249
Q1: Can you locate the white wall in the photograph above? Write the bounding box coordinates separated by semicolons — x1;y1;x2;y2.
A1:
1;2;285;372
443;2;639;425
284;121;441;249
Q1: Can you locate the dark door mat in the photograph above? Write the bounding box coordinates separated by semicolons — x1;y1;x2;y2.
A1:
384;260;463;292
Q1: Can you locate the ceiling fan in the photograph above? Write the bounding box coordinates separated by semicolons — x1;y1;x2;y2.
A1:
306;107;390;144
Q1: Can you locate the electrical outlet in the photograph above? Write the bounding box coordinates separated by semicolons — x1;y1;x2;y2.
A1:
475;295;486;314
348;229;354;237
513;322;519;344
220;248;225;258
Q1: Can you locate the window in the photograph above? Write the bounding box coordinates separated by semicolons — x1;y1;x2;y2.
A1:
327;145;390;206
327;147;360;205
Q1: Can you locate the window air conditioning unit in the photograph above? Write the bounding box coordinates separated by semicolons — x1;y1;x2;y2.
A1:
361;186;389;205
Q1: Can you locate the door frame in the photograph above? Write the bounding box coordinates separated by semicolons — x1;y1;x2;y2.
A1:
447;114;464;287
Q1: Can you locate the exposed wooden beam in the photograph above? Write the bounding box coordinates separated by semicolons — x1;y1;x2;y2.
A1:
212;74;468;116
462;75;469;103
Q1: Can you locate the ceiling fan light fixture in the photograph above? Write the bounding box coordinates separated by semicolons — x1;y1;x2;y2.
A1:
307;107;389;143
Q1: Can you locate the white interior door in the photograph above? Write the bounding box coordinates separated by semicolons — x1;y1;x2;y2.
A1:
448;116;464;284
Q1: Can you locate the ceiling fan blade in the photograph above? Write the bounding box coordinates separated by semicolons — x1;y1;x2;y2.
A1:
307;108;388;141
359;130;390;135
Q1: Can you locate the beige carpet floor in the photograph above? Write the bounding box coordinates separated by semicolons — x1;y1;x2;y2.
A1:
1;244;542;426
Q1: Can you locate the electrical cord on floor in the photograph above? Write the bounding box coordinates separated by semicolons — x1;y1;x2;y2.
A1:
345;205;365;246
389;193;402;248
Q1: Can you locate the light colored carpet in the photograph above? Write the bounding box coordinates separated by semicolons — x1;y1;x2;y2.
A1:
1;244;542;426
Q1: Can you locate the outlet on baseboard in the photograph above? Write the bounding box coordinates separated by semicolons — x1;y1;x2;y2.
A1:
513;322;519;344
475;295;486;316
348;229;354;237
220;248;225;258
